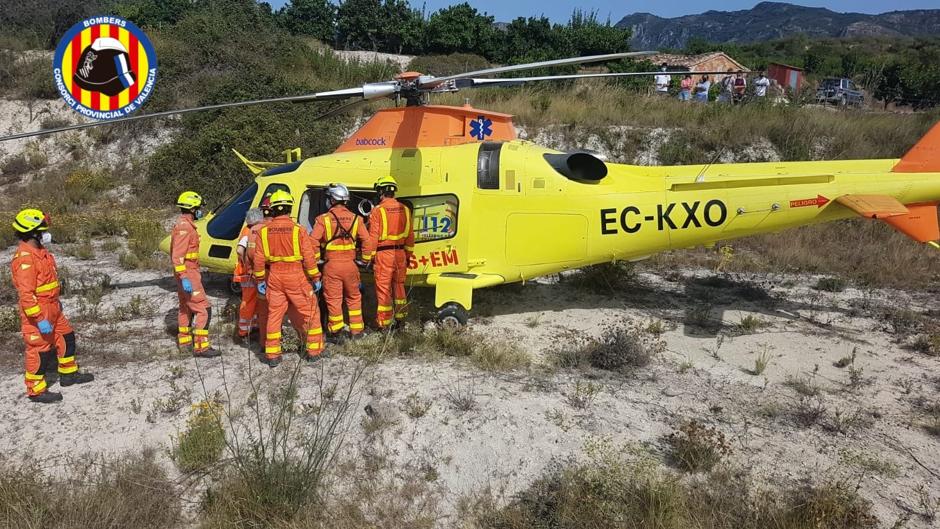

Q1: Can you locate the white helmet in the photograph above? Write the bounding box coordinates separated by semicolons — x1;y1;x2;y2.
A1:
326;183;350;202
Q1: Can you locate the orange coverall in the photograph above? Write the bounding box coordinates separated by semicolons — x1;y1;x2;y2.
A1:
368;197;414;328
11;241;77;396
234;223;268;338
170;214;212;354
311;205;375;335
252;216;324;359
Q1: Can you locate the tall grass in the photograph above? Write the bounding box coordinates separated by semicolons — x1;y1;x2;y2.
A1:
470;444;877;529
202;358;364;528
650;219;940;289
0;451;181;529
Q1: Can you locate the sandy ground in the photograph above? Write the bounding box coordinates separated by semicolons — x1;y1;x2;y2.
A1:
0;239;937;527
0;89;938;527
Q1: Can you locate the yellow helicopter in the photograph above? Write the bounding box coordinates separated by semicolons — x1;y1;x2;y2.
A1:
4;52;939;325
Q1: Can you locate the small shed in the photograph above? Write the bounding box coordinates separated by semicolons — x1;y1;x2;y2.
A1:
768;63;804;94
645;52;749;83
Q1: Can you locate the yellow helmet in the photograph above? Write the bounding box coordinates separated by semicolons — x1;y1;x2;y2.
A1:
12;208;49;233
373;175;398;190
176;191;204;210
269;189;294;208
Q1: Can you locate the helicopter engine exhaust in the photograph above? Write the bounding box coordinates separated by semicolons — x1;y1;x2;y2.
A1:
543;151;608;182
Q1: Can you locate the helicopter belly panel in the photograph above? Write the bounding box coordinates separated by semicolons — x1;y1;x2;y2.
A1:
506;213;587;266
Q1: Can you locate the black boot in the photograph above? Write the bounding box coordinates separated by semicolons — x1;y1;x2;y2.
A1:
194;348;221;358
60;372;94;386
29;391;63;403
262;355;282;368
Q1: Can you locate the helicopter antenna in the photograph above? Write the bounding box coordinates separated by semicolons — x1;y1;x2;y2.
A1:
695;148;725;183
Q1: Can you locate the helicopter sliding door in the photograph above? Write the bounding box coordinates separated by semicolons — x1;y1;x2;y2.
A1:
297;187;378;232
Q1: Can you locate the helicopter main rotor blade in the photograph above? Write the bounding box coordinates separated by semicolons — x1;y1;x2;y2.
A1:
456;70;741;88
0;87;369;143
313;98;374;121
418;51;658;88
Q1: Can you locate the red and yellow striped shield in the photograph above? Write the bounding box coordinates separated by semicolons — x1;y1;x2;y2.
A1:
52;16;158;120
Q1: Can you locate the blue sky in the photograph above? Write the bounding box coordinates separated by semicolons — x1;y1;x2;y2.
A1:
266;0;939;22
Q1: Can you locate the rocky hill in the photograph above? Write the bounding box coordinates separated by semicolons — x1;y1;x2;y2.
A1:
616;1;940;49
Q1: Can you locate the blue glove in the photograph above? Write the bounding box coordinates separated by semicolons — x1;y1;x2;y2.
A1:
358;282;364;292
180;278;193;294
313;281;322;293
257;281;267;296
38;319;53;334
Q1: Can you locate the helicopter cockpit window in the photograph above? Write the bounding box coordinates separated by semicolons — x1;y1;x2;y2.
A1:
207;183;258;241
401;194;458;243
477;142;502;190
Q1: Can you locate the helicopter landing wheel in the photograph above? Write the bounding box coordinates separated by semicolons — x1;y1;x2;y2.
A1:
436;302;469;328
229;281;241;295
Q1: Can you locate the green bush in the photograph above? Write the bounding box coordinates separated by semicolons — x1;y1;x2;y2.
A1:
814;277;847;292
124;214;165;265
173;400;226;473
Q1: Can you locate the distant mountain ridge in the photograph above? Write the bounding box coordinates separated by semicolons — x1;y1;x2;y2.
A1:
615;2;940;49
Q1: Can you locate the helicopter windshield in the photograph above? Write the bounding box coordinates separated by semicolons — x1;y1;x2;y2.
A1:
207;183;258;240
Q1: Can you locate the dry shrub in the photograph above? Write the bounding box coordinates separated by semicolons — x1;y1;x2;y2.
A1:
345;325;528;371
589;320;663;372
0;451;180;529
567;261;638;294
469;442;878;529
666;420;732;472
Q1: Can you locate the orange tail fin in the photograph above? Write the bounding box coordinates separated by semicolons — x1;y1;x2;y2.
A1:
882;203;940;243
893;121;940;173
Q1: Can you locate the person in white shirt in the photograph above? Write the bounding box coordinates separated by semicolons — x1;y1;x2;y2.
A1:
654;63;671;95
753;71;770;97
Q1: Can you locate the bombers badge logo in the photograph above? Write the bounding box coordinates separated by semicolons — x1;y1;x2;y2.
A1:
52;16;157;120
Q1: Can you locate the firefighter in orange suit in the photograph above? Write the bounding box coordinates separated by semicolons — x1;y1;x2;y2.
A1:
11;209;93;403
171;191;220;358
252;190;325;367
311;183;375;340
234;207;265;339
368;176;414;329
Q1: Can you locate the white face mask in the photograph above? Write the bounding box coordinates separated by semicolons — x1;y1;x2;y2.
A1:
40;232;52;245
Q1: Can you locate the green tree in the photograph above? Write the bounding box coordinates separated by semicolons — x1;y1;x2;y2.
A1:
113;0;194;29
336;0;385;50
424;3;498;58
565;9;631;56
277;0;336;43
382;0;424;54
499;16;569;63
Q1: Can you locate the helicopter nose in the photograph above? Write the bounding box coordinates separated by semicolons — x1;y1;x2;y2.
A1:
159;234;171;255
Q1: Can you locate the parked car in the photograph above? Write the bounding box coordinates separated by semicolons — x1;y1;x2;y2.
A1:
816;78;864;107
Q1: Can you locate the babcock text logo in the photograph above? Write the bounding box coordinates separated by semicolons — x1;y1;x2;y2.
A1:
53;16;158;120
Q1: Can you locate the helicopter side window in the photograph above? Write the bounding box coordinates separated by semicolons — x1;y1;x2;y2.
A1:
477;142;502;190
401;194;459;243
207;183;258;241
